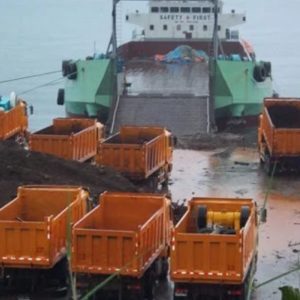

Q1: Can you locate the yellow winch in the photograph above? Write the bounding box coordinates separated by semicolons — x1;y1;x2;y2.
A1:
197;205;250;233
207;211;241;231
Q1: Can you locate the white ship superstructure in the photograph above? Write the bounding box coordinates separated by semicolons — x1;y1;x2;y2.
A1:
126;0;246;41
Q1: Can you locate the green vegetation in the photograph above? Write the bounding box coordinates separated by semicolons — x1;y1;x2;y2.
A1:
280;286;300;300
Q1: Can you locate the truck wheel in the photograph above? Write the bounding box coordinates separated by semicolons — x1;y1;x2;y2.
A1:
240;206;250;228
197;205;207;230
240;259;255;300
161;175;169;188
149;176;159;192
143;270;154;300
264;154;274;176
158;257;169;280
259;156;264;166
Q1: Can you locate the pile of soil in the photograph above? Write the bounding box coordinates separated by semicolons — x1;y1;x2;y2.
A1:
0;141;137;207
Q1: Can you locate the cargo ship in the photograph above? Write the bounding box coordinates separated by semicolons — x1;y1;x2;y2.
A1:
58;0;273;137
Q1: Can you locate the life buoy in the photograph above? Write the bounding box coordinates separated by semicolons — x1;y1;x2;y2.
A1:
57;88;65;105
253;64;266;82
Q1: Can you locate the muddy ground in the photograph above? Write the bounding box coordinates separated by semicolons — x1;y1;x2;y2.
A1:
0;141;137;206
167;146;300;300
177;126;258;150
1;128;300;299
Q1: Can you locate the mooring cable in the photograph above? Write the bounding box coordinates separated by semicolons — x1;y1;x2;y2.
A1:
0;70;61;84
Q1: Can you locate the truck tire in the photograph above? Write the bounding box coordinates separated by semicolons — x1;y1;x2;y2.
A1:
143;269;154;300
62;60;71;77
264;153;275;176
197;205;207;230
159;257;169;280
240;206;250;228
240;254;257;300
67;62;77;80
62;60;77;79
149;176;159;192
253;64;266;82
263;61;272;77
57;88;64;105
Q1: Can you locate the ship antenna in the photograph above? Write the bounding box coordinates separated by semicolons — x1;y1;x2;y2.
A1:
112;0;120;61
212;0;219;59
208;0;219;131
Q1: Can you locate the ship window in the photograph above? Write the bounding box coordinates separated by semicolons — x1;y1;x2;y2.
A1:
190;25;194;31
160;7;169;13
163;24;168;31
181;7;190;13
150;25;154;30
203;7;211;13
192;7;201;13
151;7;159;13
177;24;181;31
203;25;208;31
212;7;221;13
218;25;221;31
170;7;179;13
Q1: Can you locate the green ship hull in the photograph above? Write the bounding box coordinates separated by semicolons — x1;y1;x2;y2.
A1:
63;58;116;123
215;60;273;119
60;56;273;129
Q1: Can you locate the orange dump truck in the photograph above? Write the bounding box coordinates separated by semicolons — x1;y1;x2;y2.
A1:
72;192;172;300
0;185;88;290
29;118;103;162
171;197;258;300
96;126;174;188
0;99;28;141
258;98;300;174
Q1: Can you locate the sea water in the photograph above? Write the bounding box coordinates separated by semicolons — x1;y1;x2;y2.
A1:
0;0;299;131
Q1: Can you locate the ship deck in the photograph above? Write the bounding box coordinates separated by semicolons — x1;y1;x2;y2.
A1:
125;59;209;97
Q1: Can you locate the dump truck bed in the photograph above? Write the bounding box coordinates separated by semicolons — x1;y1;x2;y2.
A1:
72;192;171;278
171;197;257;285
96;126;172;180
260;98;300;156
29;118;102;162
0;101;28;140
0;185;88;269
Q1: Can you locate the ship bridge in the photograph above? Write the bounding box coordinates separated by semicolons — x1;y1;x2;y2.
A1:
126;0;245;41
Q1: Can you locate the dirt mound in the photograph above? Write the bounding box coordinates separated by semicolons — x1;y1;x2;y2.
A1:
0;141;137;207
